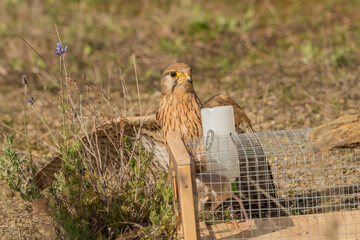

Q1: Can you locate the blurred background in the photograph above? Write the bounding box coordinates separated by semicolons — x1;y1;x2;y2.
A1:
0;0;359;147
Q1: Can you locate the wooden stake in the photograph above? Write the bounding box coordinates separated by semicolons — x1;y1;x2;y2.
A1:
168;131;200;240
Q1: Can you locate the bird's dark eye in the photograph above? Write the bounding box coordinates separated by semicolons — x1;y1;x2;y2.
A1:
170;72;177;78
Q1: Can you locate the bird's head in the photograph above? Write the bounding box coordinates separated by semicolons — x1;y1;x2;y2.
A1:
160;63;193;95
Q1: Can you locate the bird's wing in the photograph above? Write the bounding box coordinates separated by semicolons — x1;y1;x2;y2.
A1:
310;114;360;151
34;154;62;190
83;114;168;169
122;114;168;169
202;94;254;134
35;114;167;190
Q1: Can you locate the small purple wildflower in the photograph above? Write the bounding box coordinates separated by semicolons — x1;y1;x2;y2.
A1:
27;96;34;105
54;42;68;56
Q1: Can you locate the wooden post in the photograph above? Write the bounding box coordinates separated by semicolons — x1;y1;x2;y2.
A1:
167;131;200;240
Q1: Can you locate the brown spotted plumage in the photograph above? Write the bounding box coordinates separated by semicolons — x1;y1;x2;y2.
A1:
156;63;203;146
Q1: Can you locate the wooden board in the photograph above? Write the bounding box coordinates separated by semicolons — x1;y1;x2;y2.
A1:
201;210;360;239
168;131;200;240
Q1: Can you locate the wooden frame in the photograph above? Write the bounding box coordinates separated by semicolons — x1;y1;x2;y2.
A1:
167;131;200;240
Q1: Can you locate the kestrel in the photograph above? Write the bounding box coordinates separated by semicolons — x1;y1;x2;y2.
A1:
156;63;277;214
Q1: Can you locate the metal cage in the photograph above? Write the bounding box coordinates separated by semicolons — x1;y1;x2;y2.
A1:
183;128;360;239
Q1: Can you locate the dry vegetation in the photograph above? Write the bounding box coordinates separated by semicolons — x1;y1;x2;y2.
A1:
0;0;359;239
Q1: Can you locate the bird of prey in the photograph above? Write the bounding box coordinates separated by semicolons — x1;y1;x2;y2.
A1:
35;63;277;216
156;63;277;215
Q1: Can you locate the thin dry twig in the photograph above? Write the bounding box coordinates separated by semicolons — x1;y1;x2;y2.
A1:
133;54;142;116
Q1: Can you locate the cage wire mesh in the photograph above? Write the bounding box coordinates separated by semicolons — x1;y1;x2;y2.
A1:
185;128;360;239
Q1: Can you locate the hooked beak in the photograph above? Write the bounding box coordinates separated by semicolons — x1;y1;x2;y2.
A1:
177;72;192;84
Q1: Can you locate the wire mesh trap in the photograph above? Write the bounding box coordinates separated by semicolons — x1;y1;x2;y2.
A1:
179;128;360;239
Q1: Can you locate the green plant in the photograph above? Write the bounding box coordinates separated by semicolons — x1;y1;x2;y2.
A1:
142;172;177;238
0;136;41;201
48;138;176;239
